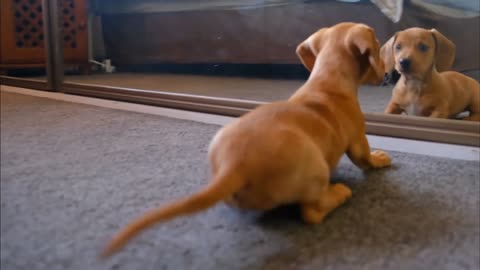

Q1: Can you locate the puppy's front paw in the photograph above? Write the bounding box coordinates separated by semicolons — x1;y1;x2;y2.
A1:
370;150;391;168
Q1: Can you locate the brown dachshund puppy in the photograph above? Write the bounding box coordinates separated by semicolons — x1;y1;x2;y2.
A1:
101;22;391;258
382;28;480;121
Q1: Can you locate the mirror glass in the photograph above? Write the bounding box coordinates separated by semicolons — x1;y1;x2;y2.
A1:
58;0;479;121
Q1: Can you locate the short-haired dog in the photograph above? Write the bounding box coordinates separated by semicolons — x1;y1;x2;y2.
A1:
101;22;391;258
381;27;480;121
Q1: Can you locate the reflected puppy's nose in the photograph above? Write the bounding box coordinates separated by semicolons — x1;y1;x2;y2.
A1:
399;58;411;72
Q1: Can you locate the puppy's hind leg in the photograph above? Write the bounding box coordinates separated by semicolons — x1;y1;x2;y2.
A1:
463;94;480;122
298;153;352;224
301;183;352;224
464;86;480;121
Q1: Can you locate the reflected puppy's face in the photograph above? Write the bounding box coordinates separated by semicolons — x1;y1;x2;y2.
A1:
381;27;456;82
393;28;438;80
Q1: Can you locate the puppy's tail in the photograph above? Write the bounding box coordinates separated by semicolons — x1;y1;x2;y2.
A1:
100;172;243;258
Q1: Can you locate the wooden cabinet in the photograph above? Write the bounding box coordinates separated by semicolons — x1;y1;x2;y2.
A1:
0;0;88;72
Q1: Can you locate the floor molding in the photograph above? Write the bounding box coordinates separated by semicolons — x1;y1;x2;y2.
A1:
2;85;479;161
0;85;232;126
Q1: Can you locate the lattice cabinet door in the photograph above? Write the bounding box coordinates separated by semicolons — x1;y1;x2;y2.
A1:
60;0;88;64
0;0;88;69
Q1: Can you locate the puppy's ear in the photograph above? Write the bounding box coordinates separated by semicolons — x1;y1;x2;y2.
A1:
430;28;456;72
380;34;397;74
296;38;316;72
346;26;385;82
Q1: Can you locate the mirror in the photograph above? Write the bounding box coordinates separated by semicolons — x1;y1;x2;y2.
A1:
58;0;479;122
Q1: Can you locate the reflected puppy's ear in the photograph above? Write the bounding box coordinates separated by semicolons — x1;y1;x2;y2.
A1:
430;29;456;72
380;34;397;75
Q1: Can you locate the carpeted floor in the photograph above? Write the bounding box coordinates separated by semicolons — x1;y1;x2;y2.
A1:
1;91;479;270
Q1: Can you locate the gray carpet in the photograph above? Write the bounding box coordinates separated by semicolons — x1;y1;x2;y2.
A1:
1;91;479;270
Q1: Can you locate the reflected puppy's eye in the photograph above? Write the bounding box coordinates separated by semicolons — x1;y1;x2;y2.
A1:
395;44;401;51
418;43;429;52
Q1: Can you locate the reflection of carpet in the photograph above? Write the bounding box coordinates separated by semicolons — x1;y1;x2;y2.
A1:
1;92;479;270
28;69;479;113
61;73;394;113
